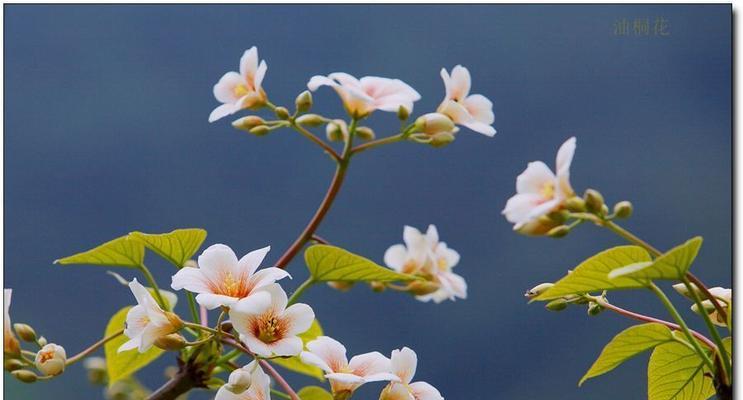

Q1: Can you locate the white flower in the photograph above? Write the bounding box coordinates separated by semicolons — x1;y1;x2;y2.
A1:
502;137;577;235
209;47;268;122
380;347;444;400
384;225;466;303
216;361;271;400
171;244;289;310
229;284;314;357
307;73;421;118
35;343;66;376
119;279;182;353
437;65;495;137
300;336;398;397
692;287;731;327
4;289;20;356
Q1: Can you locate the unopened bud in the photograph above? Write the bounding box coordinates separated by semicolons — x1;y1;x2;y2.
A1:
584;189;605;213
397;105;410;121
231;116;266;132
274;106;290;120
565;197;586;212
414;113;457;136
164;312;184;330
14;323;36;342
547;225;570;238
407;280;440;296
155;333;187;351
249;125;271;136
327;281;354;292
36;336;47;347
600;204;609;216
587;302;604;316
613;201;633;219
326;120;347;142
4;359;24;372
370;281;386;293
547;210;568;224
672;282;701;299
12;369;38;383
545;298;568;311
226;367;252;394
35;343;66;376
296;114;326;127
429;132;456;148
355;126;375;141
295;91;313;114
525;283;554;299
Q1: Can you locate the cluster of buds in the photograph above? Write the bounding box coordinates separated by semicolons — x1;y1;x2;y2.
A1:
525;282;604;316
673;283;731;327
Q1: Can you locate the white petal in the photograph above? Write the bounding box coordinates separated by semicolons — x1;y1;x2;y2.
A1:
383;383;415;400
424;225;439;247
439;245;460;269
463;94;494;125
260;283;288;311
267;337;303;357
236;246;271;277
215;386;244;400
197;244;240;285
129;278;153;307
240;334;274;358
440;272;467;300
230;290;273;317
325;372;365;384
410;381;444;400
502;193;542;224
123;305;148;339
349;351;392;378
209;102;242;123
283;303;315;335
403;226;425;251
515;161;555;194
384;244;408;271
4;289;11;330
254;60;268;91
461;120;496;137
213;71;244;104
305;336;349;372
307;75;338;91
117;337;141;353
525;198;561;221
239;47;258;80
171;267;211;293
439;68;452;99
555;137;576;195
328;72;362;89
250;268;291;291
301;351;334;373
195;293;239;310
390;347;417;384
448;65;471;100
436;99;472;125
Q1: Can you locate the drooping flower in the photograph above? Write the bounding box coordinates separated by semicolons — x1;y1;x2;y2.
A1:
229;284;314;357
437;65;495;137
35;343;66;376
4;289;20;356
384;225;466;303
691;287;731;327
307;73;421;118
171;244;289;310
209;47;268;123
380;347;444;400
502;137;577;235
215;361;271;400
119;279;182;353
300;336;398;398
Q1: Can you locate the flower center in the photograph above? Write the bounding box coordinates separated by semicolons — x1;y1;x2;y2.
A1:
233;84;251;98
402;260;419;274
540;182;555;199
38;350;54;363
254;313;286;343
219;271;251;298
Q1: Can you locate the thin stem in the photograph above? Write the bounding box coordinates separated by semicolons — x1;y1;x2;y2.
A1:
183;322;221;337
648;283;716;373
183;336;214;347
259;360;300;400
271;388;293;400
287;278;315;306
291;122;341;162
351;133;403;155
65;330;124;366
186;293;200;327
217;348;242;365
138;263;168;310
310;234;330;245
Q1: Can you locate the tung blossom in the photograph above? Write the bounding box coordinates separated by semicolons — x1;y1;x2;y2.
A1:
209;47;268;123
308;73;421;118
502;137;577;235
119;279;182;353
384;225;466;303
35;343;67;376
229;284;314;357
692;287;731;327
380;347;444;400
215;361;271;400
300;336;399;398
4;289;20;356
437;65;495;137
171;244;289;310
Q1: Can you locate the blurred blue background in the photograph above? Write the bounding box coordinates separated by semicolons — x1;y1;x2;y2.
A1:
5;4;731;399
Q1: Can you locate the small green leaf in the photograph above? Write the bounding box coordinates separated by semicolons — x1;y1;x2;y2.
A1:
305;245;417;283
271;319;325;381
298;386;333;400
535;246;652;301
129;229;207;268
104;307;164;385
609;237;703;280
580;323;674;386
647;342;715;400
55;236;144;268
722;336;731;358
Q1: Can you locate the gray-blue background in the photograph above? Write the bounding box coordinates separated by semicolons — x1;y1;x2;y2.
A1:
5;4;731;399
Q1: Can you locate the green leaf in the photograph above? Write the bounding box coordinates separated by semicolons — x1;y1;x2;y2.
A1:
580;323;674;386
129;229;207;268
271;319;325;381
55;236;144;268
298;386;333;400
722;336;731;358
609;237;703;281
104;307;164;385
535;246;652;301
305;245;417;283
647;342;715;400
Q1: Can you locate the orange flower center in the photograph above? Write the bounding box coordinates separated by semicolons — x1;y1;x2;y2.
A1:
252;313;287;343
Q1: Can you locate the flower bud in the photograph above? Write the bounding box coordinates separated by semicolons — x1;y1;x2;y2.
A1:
672;282;700;299
545;298;568;311
164;312;184;330
565;196;586;212
12;369;38;383
370;281;386;293
296;113;326;127
13;323;36;342
5;359;24;372
327;281;354;292
613;201;633;219
547;225;570;238
207;377;227;390
429;132;456;148
546;210;568;224
220;321;234;334
4;334;20;357
525;283;554;299
600;204;609;216
249;125;271;136
326;120;348;142
35;343;66;376
295;91;313;114
407;280;440;296
414;113;457;136
274;106;290;120
226;367;252;394
83;357;107;385
587;302;604;316
397;105;410;121
36;336;47;347
154;333;187;351
584;189;604;213
231;116;266;132
355;126;375;141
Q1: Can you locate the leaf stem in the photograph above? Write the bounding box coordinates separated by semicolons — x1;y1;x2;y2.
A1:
138;263;168;310
287;278;315;306
65;330;124;366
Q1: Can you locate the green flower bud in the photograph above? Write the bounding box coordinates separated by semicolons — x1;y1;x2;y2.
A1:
327;281;354;292
12;369;38;383
274;106;290;120
613;201;633;219
525;283;554;299
587;302;604;316
545;298;568;311
370;281;386;293
4;359;24;372
295;90;313;114
584;189;605;213
565;196;586;212
36;336;47;347
407;281;440;296
547;210;568;224
13;323;36;342
601;204;609;216
249;126;271;136
326;120;347;142
296;114;326;127
356;126;375;141
429;132;456;148
547;225;570;238
231;116;266;132
155;333;187;351
397;105;410;121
